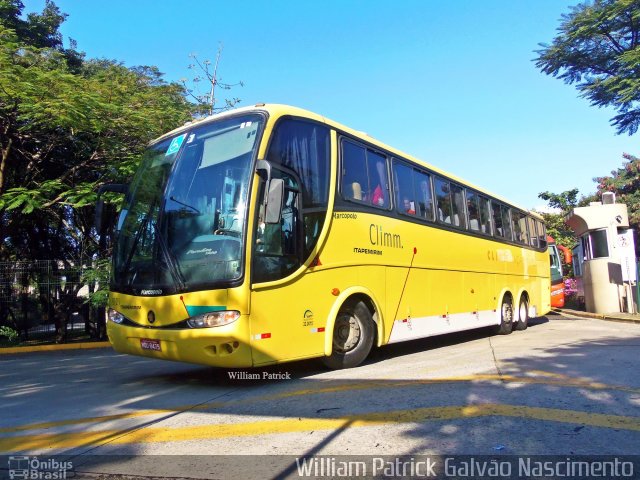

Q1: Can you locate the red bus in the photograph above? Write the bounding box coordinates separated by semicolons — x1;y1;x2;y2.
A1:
548;236;571;308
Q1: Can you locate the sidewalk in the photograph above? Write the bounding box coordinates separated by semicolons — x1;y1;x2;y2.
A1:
553;308;640;324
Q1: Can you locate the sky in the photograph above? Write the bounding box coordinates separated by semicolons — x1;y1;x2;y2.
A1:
23;0;639;210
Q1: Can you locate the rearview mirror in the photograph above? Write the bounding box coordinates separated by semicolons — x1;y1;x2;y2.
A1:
265;178;284;224
256;160;284;225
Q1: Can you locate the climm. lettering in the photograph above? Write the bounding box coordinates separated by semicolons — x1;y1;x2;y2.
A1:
369;224;403;248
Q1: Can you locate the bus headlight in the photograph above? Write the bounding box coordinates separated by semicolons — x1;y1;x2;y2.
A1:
108;308;125;324
187;310;240;328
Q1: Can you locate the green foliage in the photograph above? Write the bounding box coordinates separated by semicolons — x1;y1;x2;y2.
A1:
539;211;578;251
81;258;111;308
538;188;580;211
594;152;640;229
0;1;195;334
535;0;640;135
0;4;194;267
0;325;18;343
536;189;580;257
538;153;640;257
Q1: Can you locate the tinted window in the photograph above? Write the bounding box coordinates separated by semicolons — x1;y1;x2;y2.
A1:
450;184;466;229
478;195;492;235
414;170;434;221
368;151;389;208
528;217;539;247
341;140;389;209
501;206;513;241
434;177;452;224
393;161;418;216
267;119;330;209
537;221;547;248
342;141;367;202
512;210;529;245
492;201;504;237
253;171;301;283
266;119;330;259
467;191;480;232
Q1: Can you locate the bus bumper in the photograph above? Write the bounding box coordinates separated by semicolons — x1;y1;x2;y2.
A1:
106;315;253;367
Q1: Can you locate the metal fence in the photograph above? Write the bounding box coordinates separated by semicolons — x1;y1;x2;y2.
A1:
0;260;104;345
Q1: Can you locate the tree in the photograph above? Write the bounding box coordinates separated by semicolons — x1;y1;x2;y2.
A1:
182;43;243;117
538;153;640;258
535;0;640;135
536;189;580;253
0;3;194;340
593;152;640;252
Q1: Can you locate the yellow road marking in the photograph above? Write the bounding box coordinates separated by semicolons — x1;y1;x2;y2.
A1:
263;373;640;401
2;403;639;452
0;342;111;355
2;371;638;435
0;404;223;434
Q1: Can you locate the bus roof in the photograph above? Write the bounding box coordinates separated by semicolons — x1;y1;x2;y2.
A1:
153;103;540;217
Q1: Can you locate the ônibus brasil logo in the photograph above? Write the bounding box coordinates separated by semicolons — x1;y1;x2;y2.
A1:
7;456;73;479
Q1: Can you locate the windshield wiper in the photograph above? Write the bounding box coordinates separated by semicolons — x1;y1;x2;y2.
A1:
122;200;157;286
151;219;187;292
169;196;201;215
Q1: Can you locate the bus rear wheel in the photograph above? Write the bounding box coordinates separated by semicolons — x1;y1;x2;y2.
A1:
493;295;513;335
323;299;374;369
514;296;529;331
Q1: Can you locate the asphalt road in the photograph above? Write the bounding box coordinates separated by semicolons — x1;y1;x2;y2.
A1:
1;312;639;478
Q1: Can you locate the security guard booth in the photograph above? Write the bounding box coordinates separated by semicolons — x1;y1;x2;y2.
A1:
565;193;637;314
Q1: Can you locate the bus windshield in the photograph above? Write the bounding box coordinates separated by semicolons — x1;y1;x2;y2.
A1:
548;244;563;283
112;114;263;295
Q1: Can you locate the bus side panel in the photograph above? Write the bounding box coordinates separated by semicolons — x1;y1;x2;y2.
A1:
465;271;497;319
384;265;434;343
249;268;356;366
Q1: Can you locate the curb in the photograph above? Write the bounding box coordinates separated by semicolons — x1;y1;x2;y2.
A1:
553;308;640;325
0;341;112;355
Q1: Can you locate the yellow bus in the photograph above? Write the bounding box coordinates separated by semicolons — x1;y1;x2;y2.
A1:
102;104;550;369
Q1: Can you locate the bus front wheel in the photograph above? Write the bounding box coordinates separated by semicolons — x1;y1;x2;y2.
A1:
494;295;513;335
323;299;374;369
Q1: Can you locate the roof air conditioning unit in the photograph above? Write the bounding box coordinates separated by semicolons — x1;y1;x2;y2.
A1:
602;192;615;205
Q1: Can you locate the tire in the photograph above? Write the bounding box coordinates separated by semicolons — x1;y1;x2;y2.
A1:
322;299;375;369
493;294;513;335
514;296;529;331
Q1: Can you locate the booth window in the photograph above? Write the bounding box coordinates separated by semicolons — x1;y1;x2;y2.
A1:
587;229;609;259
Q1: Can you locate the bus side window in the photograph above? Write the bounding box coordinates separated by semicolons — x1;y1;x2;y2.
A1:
341;141;368;202
393;161;417;216
367;151;389;208
450;183;466;229
478;195;492;235
512;210;529;245
501;206;513;241
537;221;547;248
491;201;504;237
467;190;480;232
528;216;538;247
434;177;451;224
414;170;434;221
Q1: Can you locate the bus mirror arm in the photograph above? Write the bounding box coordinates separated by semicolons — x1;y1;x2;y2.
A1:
94;183;128;234
256;160;284;224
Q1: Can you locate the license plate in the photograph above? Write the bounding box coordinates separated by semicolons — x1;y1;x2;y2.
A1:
140;338;161;351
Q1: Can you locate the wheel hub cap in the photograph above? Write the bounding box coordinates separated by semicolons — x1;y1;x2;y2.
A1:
333;314;361;353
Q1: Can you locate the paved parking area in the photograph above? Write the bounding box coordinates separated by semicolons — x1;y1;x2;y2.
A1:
1;313;639;477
